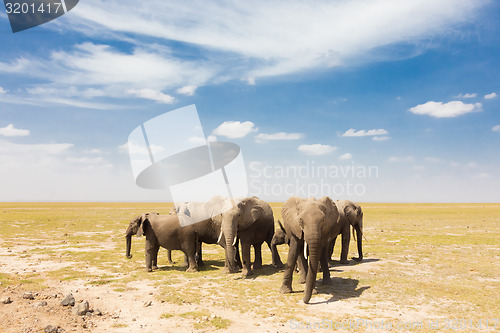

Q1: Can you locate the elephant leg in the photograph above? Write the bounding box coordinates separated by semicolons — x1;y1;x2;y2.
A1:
196;241;204;267
279;237;300;294
328;237;336;265
234;238;242;270
320;246;332;285
241;240;253;276
340;226;350;264
269;240;284;268
183;236;198;273
180;254;189;267
144;236;157;272
152;244;160;270
166;249;173;264
252;244;263;269
297;248;307;284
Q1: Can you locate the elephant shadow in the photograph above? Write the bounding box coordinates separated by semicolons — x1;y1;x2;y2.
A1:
310;277;370;305
329;258;381;267
156;259;225;272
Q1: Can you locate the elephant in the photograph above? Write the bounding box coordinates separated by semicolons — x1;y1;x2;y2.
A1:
206;196;282;276
327;200;364;264
125;212;199;272
278;196;339;304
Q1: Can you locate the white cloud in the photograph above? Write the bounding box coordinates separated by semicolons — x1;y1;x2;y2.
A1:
127;88;175;104
119;142;164;155
342;128;388;137
339;153;352;160
255;132;304;143
176;85;197;96
246;78;256;85
388;156;414;163
0;140;73;154
372;136;390;141
492;125;500;132
409;101;482;118
484;92;497;100
212;121;257;139
298;144;336;156
66;0;484;80
0;124;30;137
0;87;6;94
474;173;489;179
207;135;217;142
425;157;441;163
454;93;477;98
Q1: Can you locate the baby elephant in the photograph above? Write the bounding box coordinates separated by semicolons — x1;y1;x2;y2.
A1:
125;212;198;272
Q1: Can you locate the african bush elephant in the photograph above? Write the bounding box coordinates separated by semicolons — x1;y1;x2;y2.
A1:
125;212;199;272
327;200;364;264
278;196;339;304
207;196;282;276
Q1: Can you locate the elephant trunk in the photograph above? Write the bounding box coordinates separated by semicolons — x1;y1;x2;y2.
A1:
223;219;238;273
354;225;363;261
303;230;320;304
125;234;133;259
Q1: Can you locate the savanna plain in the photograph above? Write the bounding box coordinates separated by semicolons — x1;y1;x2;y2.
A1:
0;202;499;332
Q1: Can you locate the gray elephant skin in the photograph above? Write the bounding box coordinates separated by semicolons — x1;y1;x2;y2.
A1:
125;212;199;272
279;196;339;304
327;200;364;264
208;196;282;276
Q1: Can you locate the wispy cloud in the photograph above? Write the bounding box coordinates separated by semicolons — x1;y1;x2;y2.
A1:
484;92;497;100
298;144;336;156
255;132;304;143
339;153;352;160
493;125;500;132
0;124;30;137
176;85;197;96
372;136;391;141
409;101;482;118
212;121;257;139
127;88;175;104
0;87;6;94
388;156;414;163
454;93;477;98
342;128;388;137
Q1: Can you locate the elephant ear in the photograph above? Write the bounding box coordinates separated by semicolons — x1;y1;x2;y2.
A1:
318;196;339;224
205;196;233;218
282;197;304;238
239;198;263;230
135;213;146;236
344;203;358;227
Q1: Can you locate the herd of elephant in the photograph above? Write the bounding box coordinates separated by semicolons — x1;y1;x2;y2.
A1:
125;196;364;304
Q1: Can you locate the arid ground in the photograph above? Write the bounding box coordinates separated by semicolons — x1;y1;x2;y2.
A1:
0;203;499;332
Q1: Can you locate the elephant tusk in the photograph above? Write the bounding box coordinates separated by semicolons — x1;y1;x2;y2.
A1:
304;241;308;260
217;230;223;243
232;236;238;247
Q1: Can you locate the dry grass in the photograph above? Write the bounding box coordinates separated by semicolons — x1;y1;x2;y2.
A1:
0;202;499;332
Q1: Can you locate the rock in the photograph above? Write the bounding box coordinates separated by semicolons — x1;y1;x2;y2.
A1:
210;314;216;319
60;294;75;307
23;292;35;300
202;316;208;321
75;301;89;316
44;325;59;333
1;297;12;304
143;301;152;307
94;308;102;316
36;301;48;307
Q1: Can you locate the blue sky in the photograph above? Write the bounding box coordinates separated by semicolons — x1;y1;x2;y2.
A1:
0;0;499;202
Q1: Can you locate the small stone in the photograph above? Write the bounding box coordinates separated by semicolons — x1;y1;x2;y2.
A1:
94;308;102;316
143;301;152;307
44;325;59;333
1;297;12;304
202;316;208;321
210;314;216;319
75;301;89;316
23;292;35;300
36;301;48;307
60;294;75;307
